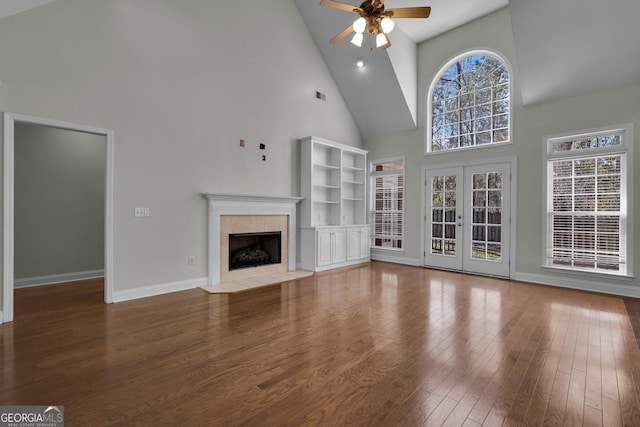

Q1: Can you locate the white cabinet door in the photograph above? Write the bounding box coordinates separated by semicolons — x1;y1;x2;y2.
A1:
317;229;333;267
347;228;361;261
333;228;347;264
317;228;347;267
360;226;370;259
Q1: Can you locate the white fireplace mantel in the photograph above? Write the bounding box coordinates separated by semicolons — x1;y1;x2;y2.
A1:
203;193;303;286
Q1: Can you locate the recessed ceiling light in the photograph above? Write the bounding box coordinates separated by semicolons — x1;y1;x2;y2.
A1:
356;59;365;68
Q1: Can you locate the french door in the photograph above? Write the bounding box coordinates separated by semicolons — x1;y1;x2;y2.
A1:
424;162;511;277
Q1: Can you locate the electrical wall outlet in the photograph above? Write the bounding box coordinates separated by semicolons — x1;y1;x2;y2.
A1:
188;256;196;265
134;207;150;217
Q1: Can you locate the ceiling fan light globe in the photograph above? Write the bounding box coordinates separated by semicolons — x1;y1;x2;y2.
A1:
376;32;389;48
351;32;364;47
380;17;395;34
353;17;367;34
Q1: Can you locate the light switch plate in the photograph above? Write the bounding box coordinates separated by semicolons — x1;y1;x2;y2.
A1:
134;207;150;217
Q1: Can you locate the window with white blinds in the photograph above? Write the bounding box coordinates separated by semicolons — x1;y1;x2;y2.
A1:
370;158;404;250
545;126;633;276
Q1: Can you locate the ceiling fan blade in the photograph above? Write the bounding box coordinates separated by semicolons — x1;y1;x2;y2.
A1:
385;6;431;19
320;0;362;14
330;24;354;44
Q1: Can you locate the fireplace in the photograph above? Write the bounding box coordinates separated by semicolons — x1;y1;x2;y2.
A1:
203;193;302;286
229;231;282;271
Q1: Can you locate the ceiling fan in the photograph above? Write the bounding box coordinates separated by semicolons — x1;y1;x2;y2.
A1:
320;0;431;49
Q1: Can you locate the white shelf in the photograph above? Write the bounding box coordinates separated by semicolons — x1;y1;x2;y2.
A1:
314;184;340;189
299;136;368;228
313;163;340;170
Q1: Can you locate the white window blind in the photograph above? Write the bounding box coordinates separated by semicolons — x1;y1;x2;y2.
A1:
546;129;630;275
370;159;404;250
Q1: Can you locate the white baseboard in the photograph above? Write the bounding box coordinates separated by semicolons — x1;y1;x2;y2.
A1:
14;270;105;288
367;256;640;298
370;253;422;267
112;277;208;303
514;272;640;298
298;258;370;272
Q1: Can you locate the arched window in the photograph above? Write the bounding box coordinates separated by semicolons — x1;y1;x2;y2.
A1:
427;50;511;153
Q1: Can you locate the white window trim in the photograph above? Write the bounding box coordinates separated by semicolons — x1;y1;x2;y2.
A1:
370;156;405;252
542;123;634;279
425;48;514;155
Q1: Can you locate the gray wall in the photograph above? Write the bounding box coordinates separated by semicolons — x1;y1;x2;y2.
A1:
364;8;640;294
0;0;362;304
14;123;105;280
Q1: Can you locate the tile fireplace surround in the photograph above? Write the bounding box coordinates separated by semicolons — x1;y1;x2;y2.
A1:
203;193;303;286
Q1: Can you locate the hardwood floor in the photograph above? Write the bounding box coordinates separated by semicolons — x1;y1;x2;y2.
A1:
2;262;640;426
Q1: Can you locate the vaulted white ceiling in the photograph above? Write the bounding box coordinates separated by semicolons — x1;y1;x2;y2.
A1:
297;0;640;139
3;0;639;140
295;0;509;139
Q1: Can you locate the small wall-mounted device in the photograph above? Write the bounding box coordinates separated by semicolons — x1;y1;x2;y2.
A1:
259;143;265;150
240;139;245;147
315;91;326;101
262;155;266;161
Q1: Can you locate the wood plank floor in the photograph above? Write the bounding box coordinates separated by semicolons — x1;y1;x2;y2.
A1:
2;262;640;426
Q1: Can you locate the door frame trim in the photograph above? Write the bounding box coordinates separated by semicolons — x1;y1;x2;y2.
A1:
421;156;517;278
3;112;114;322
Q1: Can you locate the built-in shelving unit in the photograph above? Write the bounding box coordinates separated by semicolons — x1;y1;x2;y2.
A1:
298;136;370;272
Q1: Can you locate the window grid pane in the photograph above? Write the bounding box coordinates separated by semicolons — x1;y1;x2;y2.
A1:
430;175;457;256
431;53;510;152
471;172;503;261
371;160;404;250
549;149;625;273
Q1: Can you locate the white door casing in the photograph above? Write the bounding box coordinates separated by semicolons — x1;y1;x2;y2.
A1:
3;112;114;323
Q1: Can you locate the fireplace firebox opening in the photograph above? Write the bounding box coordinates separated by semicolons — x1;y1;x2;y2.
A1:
228;231;282;271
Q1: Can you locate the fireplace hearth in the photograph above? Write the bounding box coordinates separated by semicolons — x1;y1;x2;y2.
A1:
229;231;281;271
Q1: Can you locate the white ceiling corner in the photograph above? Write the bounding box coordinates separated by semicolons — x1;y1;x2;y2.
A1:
0;0;55;20
389;0;508;43
509;0;640;106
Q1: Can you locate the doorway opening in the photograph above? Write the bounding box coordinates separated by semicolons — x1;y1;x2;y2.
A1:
3;113;114;323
